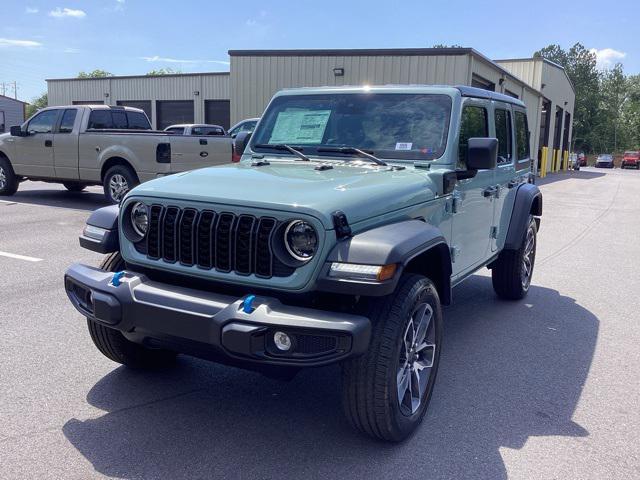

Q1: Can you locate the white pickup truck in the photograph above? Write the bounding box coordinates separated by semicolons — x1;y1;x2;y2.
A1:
0;105;232;203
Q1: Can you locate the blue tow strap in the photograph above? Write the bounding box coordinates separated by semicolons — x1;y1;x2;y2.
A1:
242;295;256;313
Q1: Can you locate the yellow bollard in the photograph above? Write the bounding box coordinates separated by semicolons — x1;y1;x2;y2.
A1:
540;147;546;178
564;150;569;171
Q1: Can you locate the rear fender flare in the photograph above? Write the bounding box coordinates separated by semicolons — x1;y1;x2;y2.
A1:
504;183;542;251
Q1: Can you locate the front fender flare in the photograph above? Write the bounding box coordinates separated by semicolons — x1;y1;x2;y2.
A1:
317;220;451;302
78;205;120;254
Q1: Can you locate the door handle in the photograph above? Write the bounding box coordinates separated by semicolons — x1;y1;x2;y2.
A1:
483;186;497;198
44;140;53;147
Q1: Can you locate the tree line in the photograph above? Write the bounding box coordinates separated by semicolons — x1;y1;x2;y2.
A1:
534;43;639;154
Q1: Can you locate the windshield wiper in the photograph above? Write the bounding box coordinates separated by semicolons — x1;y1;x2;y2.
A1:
254;144;310;161
316;146;387;166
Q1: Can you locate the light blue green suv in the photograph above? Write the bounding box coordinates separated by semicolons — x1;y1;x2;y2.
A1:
64;85;542;441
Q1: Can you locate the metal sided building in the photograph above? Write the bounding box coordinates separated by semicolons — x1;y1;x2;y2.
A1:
228;48;546;167
0;94;26;134
496;57;575;174
47;72;230;130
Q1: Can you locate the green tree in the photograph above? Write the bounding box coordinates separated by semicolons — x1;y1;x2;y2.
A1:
25;92;48;118
77;69;113;78
146;67;181;76
598;63;629;152
621;74;640;149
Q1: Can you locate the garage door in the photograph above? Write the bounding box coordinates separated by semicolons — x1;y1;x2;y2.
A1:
117;100;152;122
156;100;194;130
205;100;230;130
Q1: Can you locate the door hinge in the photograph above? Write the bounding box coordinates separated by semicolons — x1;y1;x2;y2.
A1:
490;226;498;239
450;245;460;263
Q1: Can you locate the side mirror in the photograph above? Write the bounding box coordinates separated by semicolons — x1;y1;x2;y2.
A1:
234;131;252;156
467;137;498;170
10;125;26;137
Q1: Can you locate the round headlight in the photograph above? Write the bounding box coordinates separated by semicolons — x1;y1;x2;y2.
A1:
130;202;149;238
284;220;318;262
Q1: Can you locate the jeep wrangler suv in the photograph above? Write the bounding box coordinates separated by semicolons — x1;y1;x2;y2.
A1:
64;85;542;442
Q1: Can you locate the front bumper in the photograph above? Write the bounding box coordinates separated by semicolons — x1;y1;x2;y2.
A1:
64;264;371;367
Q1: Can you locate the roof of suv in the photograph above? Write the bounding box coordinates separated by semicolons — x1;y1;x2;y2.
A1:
276;84;526;108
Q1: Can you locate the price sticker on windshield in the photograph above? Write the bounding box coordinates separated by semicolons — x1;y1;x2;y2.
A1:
395;142;413;151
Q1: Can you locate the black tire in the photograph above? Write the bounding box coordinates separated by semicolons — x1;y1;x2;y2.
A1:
342;274;443;442
492;216;537;300
87;252;176;369
63;182;87;192
103;164;139;204
0;156;19;196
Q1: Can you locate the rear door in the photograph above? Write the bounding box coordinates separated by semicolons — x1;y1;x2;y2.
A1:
53;108;80;179
12;109;60;177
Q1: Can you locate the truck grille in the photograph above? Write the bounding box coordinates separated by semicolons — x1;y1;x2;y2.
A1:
138;205;295;278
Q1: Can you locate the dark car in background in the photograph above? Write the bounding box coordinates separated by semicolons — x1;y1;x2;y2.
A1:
621;151;640;169
595;154;614;168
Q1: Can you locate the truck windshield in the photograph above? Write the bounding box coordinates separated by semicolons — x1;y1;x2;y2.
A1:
251;93;452;161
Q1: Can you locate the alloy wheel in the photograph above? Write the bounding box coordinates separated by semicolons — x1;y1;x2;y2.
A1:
0;166;6;190
109;174;129;203
397;302;436;416
521;224;536;289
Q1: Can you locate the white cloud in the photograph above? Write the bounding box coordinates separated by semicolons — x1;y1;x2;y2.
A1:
0;38;43;48
141;55;230;66
590;48;626;69
63;47;81;54
49;7;87;18
116;0;125;3
115;0;125;11
25;7;39;14
245;19;257;26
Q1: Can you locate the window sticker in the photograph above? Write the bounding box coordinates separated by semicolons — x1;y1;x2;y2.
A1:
395;142;413;150
269;110;331;144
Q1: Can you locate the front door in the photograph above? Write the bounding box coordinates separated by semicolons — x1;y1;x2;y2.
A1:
450;101;496;277
13;109;60;177
491;102;516;252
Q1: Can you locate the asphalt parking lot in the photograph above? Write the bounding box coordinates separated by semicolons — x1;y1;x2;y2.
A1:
1;168;639;480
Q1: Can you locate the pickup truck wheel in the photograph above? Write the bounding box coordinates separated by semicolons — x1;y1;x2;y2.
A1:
87;252;177;369
63;182;86;192
103;166;138;204
0;157;19;196
492;216;537;300
342;274;443;442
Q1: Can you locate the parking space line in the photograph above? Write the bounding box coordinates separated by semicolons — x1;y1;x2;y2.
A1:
0;251;43;262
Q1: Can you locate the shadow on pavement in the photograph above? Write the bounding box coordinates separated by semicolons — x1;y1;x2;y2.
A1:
11;186;109;211
63;275;597;480
536;169;606;186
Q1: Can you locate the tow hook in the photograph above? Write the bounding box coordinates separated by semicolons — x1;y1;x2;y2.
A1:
242;295;256;313
110;271;125;287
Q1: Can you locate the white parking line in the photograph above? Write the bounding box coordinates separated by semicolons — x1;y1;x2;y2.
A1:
0;251;43;262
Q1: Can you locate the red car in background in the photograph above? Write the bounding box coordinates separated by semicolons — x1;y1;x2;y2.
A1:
578;152;587;166
621;151;640;169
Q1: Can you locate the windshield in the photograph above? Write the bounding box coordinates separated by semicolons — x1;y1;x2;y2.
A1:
251;93;452;161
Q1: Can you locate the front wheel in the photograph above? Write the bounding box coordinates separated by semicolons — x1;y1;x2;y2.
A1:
342;274;443;442
0;157;19;196
492;216;538;300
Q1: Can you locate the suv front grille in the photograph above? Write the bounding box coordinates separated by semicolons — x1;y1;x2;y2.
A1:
137;205;295;278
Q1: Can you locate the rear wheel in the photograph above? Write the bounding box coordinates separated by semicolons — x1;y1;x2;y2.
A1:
492;216;537;300
0;157;19;196
103;165;138;204
63;182;86;192
342;274;443;442
87;252;177;369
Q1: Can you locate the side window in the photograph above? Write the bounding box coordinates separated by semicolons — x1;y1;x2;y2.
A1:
126;111;151;130
88;110;113;129
58;109;77;134
27;110;59;134
0;111;5;133
166;127;184;134
112;110;128;129
514;111;530;160
494;108;513;164
458;105;488;167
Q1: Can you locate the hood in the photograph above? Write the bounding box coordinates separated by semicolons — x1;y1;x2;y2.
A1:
130;159;437;228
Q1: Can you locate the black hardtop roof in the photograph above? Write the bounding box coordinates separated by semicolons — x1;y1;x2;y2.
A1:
455;86;526;108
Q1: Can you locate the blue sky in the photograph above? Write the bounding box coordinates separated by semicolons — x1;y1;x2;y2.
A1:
1;0;639;102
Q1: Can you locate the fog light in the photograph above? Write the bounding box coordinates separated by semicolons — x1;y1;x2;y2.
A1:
273;331;292;351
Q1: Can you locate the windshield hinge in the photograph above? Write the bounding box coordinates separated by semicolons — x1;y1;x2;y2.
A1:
332;211;352;240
